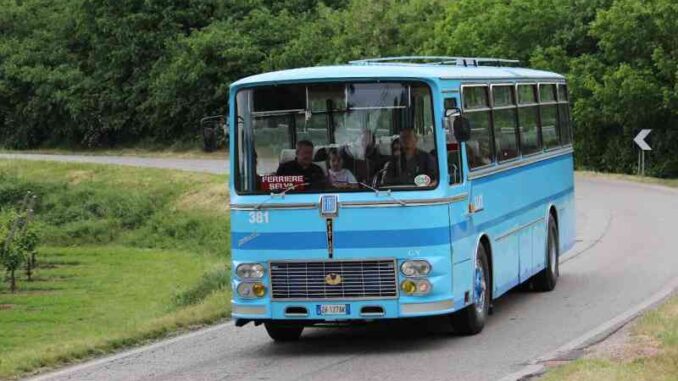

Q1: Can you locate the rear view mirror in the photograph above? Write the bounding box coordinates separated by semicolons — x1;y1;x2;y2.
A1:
444;107;471;143
453;116;471;143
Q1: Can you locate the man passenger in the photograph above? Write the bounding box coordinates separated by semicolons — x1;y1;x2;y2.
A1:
276;140;326;189
383;129;437;186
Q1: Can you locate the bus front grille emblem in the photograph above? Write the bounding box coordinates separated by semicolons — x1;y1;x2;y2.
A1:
325;272;342;286
319;195;339;259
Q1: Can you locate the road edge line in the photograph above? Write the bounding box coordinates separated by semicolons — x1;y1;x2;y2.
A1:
498;277;678;381
25;321;235;381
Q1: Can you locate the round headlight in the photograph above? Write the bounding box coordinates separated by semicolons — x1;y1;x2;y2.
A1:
400;279;432;296
400;260;431;277
236;263;265;279
252;283;266;297
236;282;254;298
236;282;266;298
401;279;417;295
416;279;432;295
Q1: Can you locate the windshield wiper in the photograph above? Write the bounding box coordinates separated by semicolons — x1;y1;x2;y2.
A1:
356;182;406;206
254;182;310;210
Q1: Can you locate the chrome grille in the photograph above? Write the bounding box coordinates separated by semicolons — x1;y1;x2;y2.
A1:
270;260;398;300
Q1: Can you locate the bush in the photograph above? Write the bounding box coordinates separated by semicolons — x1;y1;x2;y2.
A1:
173;268;230;307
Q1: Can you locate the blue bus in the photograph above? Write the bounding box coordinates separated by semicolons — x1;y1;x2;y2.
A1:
228;57;575;341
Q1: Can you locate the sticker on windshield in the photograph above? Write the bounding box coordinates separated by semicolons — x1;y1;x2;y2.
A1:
414;174;431;187
261;175;305;191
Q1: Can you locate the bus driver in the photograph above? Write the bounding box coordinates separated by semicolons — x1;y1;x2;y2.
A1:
275;140;326;190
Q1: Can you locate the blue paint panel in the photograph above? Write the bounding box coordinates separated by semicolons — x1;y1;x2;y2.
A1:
232;226;450;250
467;153;575;299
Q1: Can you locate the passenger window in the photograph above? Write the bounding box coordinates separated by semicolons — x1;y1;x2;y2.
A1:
517;84;541;155
557;84;572;145
558;104;572;145
540;104;559;149
539;84;560;149
557;84;568;102
539;84;556;103
518;85;537;104
463;86;493;169
492;86;519;162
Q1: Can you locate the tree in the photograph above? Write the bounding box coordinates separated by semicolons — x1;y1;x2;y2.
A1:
0;193;39;292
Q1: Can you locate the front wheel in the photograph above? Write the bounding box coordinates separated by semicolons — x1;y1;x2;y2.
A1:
264;322;304;342
450;244;490;335
533;215;559;292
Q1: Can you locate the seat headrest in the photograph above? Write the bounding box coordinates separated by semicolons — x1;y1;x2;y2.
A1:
279;149;296;164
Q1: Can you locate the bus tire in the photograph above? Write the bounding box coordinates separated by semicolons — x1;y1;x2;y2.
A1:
533;215;559;292
264;322;304;342
450;244;490;335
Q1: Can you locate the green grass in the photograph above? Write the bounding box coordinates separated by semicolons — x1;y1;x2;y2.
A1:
541;296;678;381
0;160;231;379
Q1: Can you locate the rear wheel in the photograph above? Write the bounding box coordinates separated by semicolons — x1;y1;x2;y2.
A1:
451;244;490;335
264;322;304;342
533;215;559;292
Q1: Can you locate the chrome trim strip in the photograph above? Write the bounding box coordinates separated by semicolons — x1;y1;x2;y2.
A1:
231;194;469;210
491;105;517;111
495;217;545;242
468;147;573;180
231;202;317;211
341;193;468;208
232;305;266;315
360;312;385;317
401;299;454;314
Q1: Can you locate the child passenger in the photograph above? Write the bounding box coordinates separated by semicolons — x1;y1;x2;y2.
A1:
327;148;357;187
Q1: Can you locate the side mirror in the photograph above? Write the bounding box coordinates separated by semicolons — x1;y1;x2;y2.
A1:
444;107;471;143
453;116;471;143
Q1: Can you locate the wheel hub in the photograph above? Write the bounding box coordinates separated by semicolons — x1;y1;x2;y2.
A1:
474;259;486;314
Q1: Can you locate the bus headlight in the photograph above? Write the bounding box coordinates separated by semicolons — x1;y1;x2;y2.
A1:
237;282;266;298
400;279;432;296
400;260;431;277
236;263;265;279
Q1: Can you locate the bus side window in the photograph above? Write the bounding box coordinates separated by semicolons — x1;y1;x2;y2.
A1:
517;84;541;155
462;86;494;169
539;84;560;149
491;85;519;162
557;84;572;145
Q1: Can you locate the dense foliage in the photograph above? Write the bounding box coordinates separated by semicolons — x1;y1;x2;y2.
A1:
1;0;676;176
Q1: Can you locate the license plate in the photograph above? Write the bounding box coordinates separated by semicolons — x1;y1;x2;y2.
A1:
316;304;350;316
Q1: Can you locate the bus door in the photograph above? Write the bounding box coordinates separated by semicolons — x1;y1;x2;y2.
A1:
443;93;475;303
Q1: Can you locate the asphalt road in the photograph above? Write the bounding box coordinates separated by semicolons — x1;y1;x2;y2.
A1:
7;155;676;381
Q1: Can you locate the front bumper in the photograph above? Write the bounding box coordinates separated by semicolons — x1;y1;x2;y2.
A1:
232;298;458;324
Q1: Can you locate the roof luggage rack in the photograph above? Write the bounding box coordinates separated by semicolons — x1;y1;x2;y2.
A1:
348;56;520;67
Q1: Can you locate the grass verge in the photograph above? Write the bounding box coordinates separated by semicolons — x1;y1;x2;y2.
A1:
577;171;678;189
541;295;678;381
0;160;231;379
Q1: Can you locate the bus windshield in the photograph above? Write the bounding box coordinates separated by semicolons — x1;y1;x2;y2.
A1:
235;81;438;194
